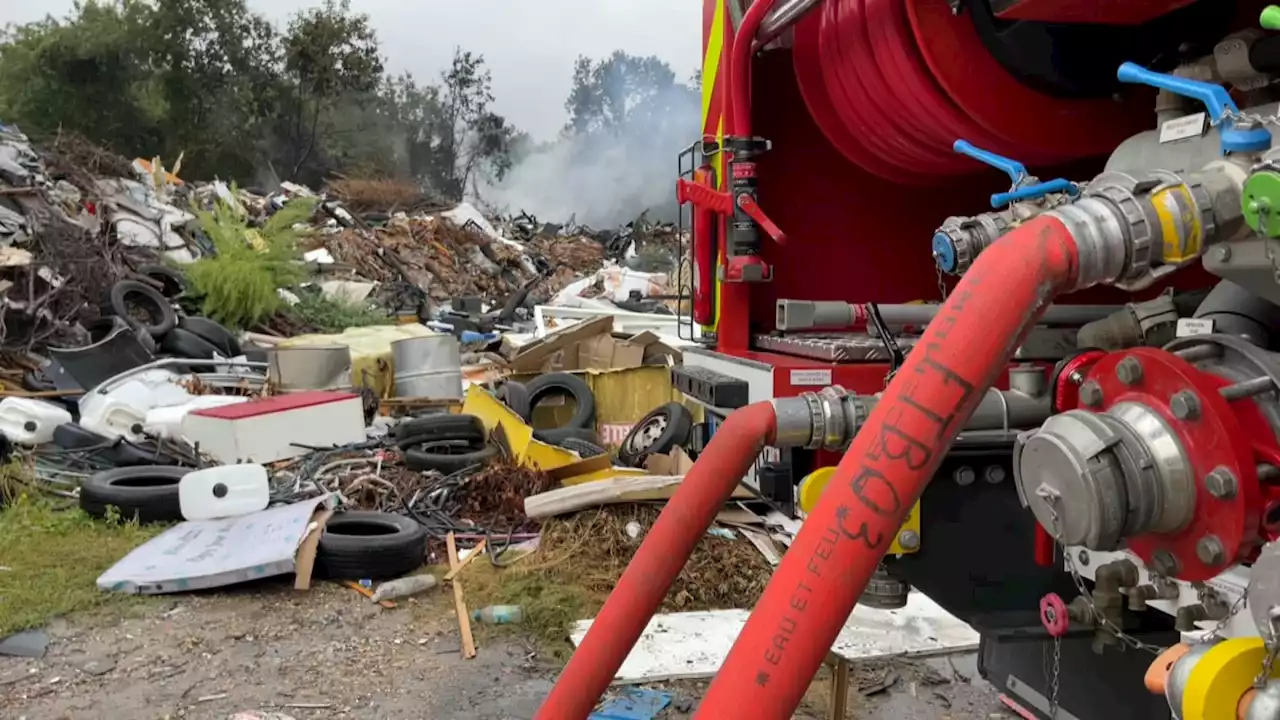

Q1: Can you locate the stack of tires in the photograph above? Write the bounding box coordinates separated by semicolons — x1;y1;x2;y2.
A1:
102;272;244;360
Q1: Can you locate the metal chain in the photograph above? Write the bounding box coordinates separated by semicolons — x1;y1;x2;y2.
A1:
935;264;949;302
1256;203;1280;286
1221;107;1280;128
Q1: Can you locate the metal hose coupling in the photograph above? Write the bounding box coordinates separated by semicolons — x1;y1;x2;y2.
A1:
771;387;875;451
1048;169;1221;292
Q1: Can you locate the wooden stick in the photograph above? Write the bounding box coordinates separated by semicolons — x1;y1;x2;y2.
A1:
443;539;487;581
446;532;478;659
340;580;396;609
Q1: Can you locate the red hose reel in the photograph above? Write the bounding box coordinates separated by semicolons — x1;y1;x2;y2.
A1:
791;0;1150;185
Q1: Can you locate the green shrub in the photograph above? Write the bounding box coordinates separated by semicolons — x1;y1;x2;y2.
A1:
186;194;318;329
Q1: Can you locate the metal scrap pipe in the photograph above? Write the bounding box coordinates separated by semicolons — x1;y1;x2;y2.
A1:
695;215;1085;718
756;0;823;47
775;298;1121;331
534;402;779;720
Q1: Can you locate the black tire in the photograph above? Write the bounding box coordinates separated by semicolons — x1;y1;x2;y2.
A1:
79;466;191;524
392;413;484;442
53;423;111;450
178;317;241;357
160;327;221;360
500;381;532;420
617;402;694;468
532;426;601;445
107;280;177;338
403;442;498;474
135;264;187;299
525;372;596;429
315;511;428;580
557;437;607;458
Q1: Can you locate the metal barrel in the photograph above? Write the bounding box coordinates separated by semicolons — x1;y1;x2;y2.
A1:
392;335;463;399
267;345;353;394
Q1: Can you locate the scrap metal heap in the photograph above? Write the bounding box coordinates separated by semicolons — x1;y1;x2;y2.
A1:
536;1;1280;719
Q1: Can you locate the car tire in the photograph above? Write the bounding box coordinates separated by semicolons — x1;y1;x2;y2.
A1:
178;317;241;357
532;426;601;446
403;442;498;475
134;264;187;299
392;413;485;442
525;372;595;429
79;466;192;523
315;511;428;580
500;381;532;420
160;328;222;360
617;402;694;468
107;280;177;338
556;437;607;458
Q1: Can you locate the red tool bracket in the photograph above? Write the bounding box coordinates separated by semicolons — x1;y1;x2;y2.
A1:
675;178;787;245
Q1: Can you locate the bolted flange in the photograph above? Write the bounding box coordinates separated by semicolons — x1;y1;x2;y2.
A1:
1116;357;1144;385
1205;467;1240;500
1197;536;1227;567
1079;380;1104;407
1170;391;1202;421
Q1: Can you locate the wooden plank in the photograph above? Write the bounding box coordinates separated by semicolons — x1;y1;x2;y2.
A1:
341;580;396;609
443;539;487;581
739;527;782;566
293;508;335;590
447;532;478;659
828;655;850;720
524;475;754;520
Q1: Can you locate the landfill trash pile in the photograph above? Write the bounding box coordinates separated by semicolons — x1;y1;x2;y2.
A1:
0;120;775;691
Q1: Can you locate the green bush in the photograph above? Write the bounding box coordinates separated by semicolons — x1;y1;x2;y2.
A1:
186;195;318;329
289;290;391;333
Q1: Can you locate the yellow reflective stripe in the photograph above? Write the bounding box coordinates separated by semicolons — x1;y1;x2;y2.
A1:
702;1;725;132
1153;185;1203;263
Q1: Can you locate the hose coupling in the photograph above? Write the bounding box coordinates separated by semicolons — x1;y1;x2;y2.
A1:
772;387;874;451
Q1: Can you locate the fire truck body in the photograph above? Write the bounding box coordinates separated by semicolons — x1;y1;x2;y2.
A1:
539;2;1280;719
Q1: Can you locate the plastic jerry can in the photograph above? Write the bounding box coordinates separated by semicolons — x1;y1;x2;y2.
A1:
0;397;73;445
178;463;270;520
79;395;148;441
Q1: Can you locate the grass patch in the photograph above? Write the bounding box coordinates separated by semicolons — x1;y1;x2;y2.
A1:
0;494;165;637
287;290;392;333
459;505;774;658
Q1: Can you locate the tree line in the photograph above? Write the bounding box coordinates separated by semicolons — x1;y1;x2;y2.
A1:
0;0;700;204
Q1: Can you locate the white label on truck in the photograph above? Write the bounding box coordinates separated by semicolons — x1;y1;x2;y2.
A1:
1160;112;1207;144
790;369;833;386
1176;317;1214;337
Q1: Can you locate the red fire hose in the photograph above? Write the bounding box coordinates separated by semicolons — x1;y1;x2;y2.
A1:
695;214;1081;718
729;0;777;137
791;0;1144;184
534;402;779;720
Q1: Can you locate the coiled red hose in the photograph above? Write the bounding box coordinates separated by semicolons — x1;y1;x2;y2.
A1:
792;0;1145;184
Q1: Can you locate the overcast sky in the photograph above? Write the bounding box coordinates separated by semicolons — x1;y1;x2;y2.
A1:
0;0;702;141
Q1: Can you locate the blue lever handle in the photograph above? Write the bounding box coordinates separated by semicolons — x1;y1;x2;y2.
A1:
1116;62;1271;154
954;140;1078;208
953;140;1027;186
992;179;1079;208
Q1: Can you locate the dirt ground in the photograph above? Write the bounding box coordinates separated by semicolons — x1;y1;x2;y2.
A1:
1;579;1013;720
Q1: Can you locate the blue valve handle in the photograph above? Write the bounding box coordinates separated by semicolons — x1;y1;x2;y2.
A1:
992;179;1079;208
953;140;1079;208
1116;62;1271;154
952;140;1027;187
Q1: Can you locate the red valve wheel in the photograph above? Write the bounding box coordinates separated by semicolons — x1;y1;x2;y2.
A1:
1040;593;1069;638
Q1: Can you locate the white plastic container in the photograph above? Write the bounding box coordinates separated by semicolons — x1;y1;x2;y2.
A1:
79;395;148;441
0;397;72;445
144;396;249;440
178;464;270;520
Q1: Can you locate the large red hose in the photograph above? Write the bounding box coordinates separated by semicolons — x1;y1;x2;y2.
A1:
792;0;1144;184
534;402;779;720
695;214;1081;719
729;0;777;137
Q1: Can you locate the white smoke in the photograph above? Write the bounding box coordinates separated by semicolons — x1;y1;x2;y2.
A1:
482;64;700;228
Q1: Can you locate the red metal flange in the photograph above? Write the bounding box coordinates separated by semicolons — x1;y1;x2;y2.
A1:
1052;349;1108;412
1085;348;1263;582
1040;593;1069;637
